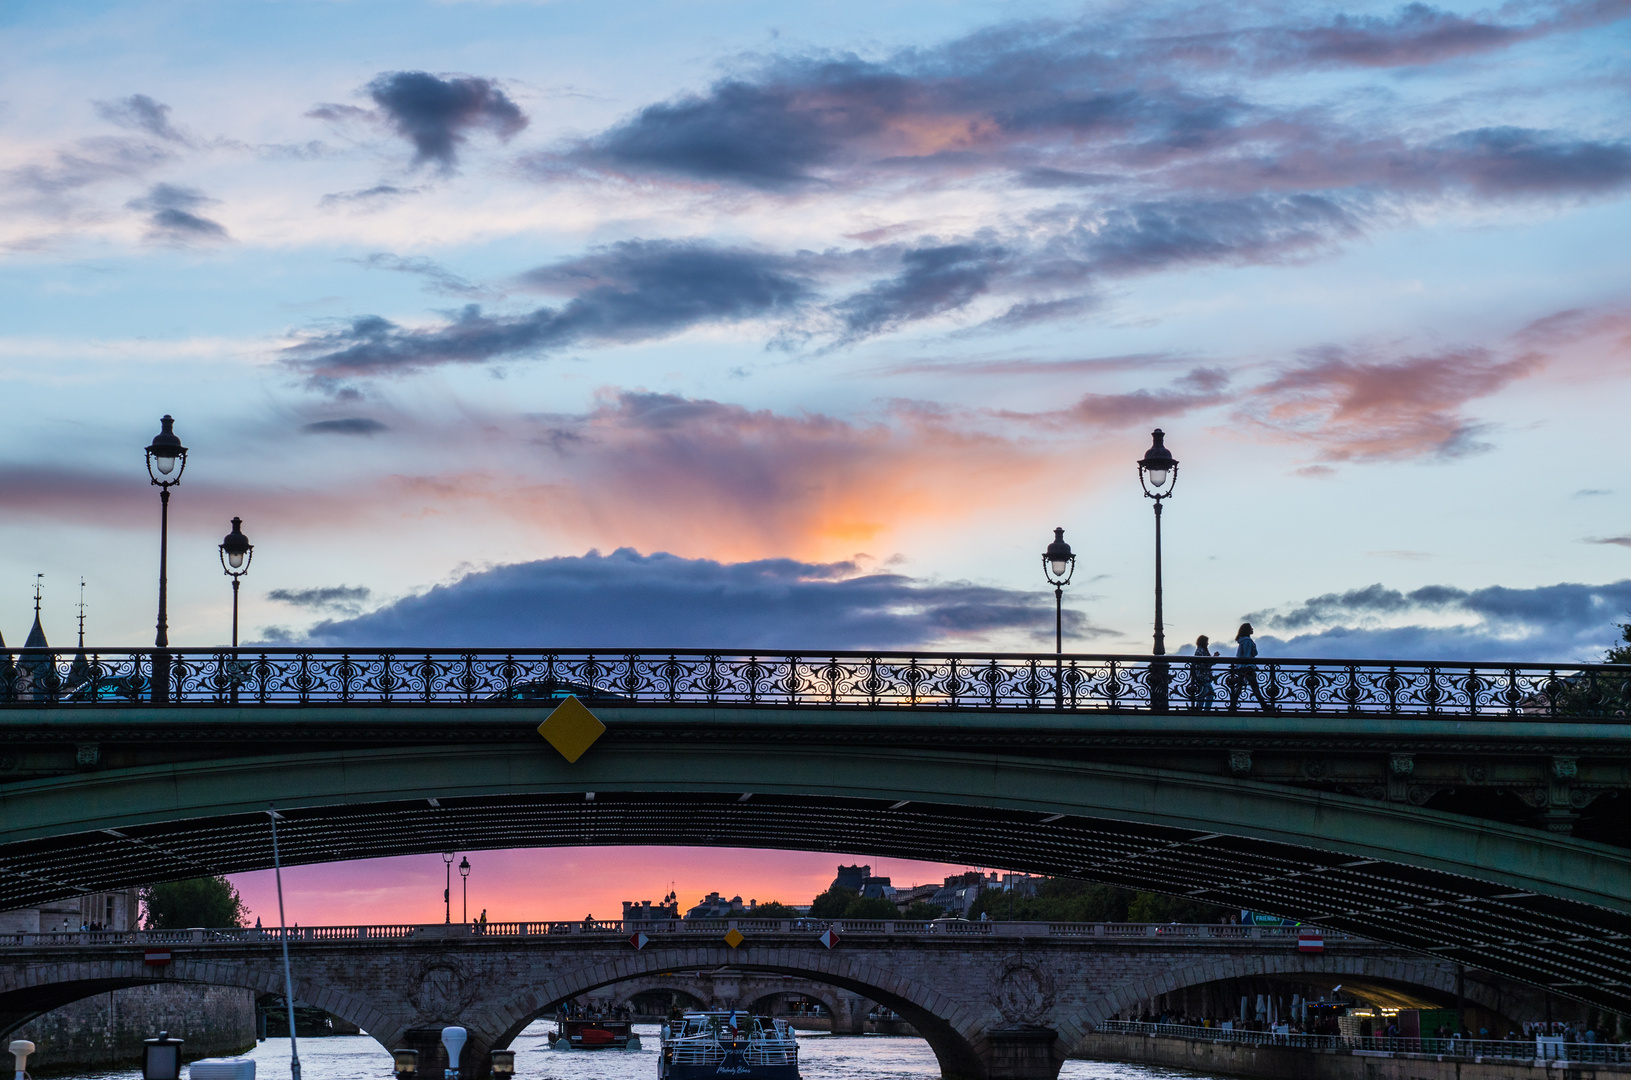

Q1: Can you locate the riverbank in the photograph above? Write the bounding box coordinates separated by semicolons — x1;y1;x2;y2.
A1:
1080;1030;1631;1080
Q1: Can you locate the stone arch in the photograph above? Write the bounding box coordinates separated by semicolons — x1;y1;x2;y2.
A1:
1066;952;1547;1053
482;944;992;1080
0;956;392;1053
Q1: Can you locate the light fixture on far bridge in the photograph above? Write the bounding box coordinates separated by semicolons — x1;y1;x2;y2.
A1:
1136;428;1178;497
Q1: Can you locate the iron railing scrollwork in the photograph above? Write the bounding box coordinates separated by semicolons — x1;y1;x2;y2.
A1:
0;648;1625;718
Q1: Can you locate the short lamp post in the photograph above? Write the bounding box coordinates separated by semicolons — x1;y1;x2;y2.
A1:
1042;528;1075;708
459;856;471;924
1136;429;1178;711
218;517;253;648
392;1048;418;1080
441;1027;467;1080
142;1031;183;1080
144;416;188;704
9;1040;33;1080
490;1050;515;1079
442;852;454;924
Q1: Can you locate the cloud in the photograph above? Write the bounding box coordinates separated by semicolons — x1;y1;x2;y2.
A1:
300;418;389;436
318;184;420;208
284;240;815;383
93;94;188;143
1585;536;1631;548
268;585;372;614
1081;194;1358;274
1243;346;1540;461
1248;579;1631;662
1008;366;1232;429
125;183;229;243
312;71;528;172
355;253;489;297
835;242;1007;339
292;548;1091;649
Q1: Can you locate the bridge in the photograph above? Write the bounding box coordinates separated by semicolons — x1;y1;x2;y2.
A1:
0;644;1628;1066
0;919;1556;1079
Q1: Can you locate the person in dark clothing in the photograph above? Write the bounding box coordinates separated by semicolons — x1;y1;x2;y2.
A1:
1227;623;1270;711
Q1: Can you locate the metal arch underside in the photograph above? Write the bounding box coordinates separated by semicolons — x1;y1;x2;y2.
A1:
1;735;1630;1016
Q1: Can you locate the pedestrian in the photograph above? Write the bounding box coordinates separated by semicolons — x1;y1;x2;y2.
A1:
1187;635;1218;711
1227;622;1269;711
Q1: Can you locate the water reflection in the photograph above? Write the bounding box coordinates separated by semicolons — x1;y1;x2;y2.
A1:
70;1021;1215;1080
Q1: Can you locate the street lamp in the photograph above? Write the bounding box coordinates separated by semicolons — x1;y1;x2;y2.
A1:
459;856;471;924
1136;429;1178;713
1041;528;1075;654
1042;528;1076;709
442;852;454;923
144;416;188;703
1135;429;1178;656
219;517;254;648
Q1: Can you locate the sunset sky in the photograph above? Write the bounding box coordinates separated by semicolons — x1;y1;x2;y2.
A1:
5;0;1631;922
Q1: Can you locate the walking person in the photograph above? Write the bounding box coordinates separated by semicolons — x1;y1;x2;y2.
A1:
1187;635;1218;711
1227;623;1270;711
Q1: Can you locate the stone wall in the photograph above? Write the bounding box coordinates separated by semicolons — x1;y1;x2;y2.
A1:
15;984;257;1075
1078;1031;1631;1080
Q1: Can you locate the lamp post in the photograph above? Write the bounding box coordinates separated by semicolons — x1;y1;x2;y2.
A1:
442;852;454;923
1042;528;1075;708
144;416;188;704
1136;429;1178;711
459;856;471;924
219;517;254;648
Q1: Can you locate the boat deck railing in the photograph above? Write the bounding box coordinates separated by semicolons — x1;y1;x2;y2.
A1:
1097;1021;1630;1062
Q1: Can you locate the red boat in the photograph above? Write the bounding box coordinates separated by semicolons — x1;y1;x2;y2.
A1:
548;1014;642;1051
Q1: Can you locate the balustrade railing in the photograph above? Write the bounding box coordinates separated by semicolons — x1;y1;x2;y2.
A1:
1;647;1626;717
0;920;1363;948
1096;1021;1631;1062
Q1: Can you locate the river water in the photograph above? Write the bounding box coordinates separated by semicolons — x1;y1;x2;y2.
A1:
68;1022;1214;1080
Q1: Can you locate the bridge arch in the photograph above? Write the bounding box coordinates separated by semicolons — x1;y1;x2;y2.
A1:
0;957;389;1050
484;944;994;1080
1069;952;1548;1052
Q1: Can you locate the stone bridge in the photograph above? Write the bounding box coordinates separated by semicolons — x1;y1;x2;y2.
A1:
590;971;876;1032
0;921;1558;1080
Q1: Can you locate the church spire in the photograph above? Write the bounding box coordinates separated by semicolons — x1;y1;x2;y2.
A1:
24;574;47;650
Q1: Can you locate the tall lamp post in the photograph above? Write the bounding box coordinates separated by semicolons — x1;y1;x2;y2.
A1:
144;416;188;704
459;856;471;924
442;852;454;923
1136;429;1178;710
1042;528;1075;708
219;517;254;648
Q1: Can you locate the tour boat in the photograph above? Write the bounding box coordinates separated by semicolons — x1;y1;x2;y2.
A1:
659;1011;799;1080
547;1013;642;1051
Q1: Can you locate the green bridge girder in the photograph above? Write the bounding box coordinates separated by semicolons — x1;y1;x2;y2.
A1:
0;703;1628;1015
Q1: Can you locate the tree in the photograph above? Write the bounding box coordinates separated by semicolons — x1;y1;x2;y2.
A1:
141;876;248;929
1606;621;1631;665
967;877;1232;923
809;886;904;920
899;900;945;920
745;901;802;919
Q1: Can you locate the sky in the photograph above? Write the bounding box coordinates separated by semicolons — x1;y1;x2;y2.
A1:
5;0;1631;922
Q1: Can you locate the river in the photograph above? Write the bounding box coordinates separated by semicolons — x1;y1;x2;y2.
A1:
66;1022;1214;1080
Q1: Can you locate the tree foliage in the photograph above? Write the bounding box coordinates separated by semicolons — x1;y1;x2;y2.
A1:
1606;621;1631;666
141;876;248;929
745;901;803;919
808;886;901;920
968;877;1232;923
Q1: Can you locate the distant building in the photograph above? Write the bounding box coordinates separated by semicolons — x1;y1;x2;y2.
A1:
828;864;895;900
684;892;747;919
622;895;680;923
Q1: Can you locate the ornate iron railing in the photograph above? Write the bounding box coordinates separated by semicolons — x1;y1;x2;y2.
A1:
0;647;1626;717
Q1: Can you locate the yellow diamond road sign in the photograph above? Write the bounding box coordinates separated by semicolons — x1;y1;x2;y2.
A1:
723;928;745;949
537;696;606;763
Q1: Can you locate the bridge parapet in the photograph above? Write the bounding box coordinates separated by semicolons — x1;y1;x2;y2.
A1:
0;920;1370;950
4;646;1628;718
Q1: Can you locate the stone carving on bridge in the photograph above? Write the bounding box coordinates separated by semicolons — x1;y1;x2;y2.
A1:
994;960;1054;1025
409;961;473;1021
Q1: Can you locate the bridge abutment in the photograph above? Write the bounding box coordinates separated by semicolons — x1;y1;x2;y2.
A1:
972;1026;1062;1080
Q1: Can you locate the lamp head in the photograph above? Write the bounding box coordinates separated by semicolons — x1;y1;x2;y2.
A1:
1137;428;1178;496
219;517;253;574
459;855;470;877
443;851;454;865
144;415;188;485
1042;527;1075;584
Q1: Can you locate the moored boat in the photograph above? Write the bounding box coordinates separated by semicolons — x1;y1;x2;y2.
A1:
659;1011;798;1080
547;1012;642;1050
